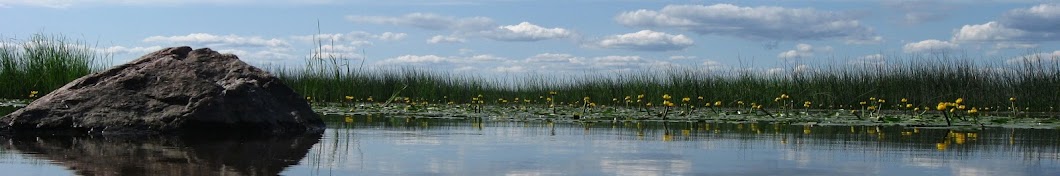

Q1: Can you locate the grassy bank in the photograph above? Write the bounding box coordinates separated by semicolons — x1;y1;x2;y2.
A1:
0;34;106;99
1;33;1057;119
278;52;1060;118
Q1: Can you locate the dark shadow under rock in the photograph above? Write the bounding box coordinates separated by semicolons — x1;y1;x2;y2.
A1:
0;132;321;176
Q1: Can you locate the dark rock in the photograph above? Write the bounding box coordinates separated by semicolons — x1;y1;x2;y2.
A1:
0;46;324;134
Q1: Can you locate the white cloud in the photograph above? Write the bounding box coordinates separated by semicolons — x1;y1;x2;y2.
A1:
377;32;408;41
701;60;724;70
592;30;694;51
526;53;583;64
99;45;164;55
308;44;362;60
952;21;1027;42
216;48;297;64
849;54;886;65
143;33;290;48
1000;3;1060;33
292;31;407;46
953;4;1060;44
482;22;572;41
615;4;880;42
346;13;494;31
903;39;958;53
348;13;574;42
669;55;696;60
1006;50;1060;64
492;66;526;73
777;43;831;59
384;55;450;64
426;35;466;44
884;0;953;25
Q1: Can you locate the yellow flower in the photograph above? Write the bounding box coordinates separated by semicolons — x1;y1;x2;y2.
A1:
1009;97;1016;102
905;104;913;108
955;98;964;104
936;102;948;111
859;101;867;105
305;96;312;100
549;91;557;95
867;106;876;110
901;98;908;103
662;94;672;100
583;96;591;102
714;101;722;106
957;105;966;110
737;101;744;105
878;99;885;103
624;96;631;100
344;96;354;101
869;97;877;101
663;100;674;107
781;94;789;99
367;96;374;102
968;107;979;115
637;94;645;99
682;97;691;103
697;96;704;100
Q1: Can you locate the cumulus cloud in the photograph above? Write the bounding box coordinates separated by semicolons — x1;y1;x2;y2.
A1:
1006;50;1060;64
348;13;572;42
292;31;407;47
426;35;466;44
346;13;494;31
519;53;673;73
903;39;958;53
378;54;506;67
669;55;696;60
953;4;1060;44
308;44;362;60
884;0;953;25
98;45;164;55
525;53;584;64
482;22;572;41
615;4;880;43
144;33;290;48
591;30;694;51
849;54;886;65
777;43;832;59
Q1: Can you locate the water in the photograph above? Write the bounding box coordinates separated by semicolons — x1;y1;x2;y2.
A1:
1;115;1058;176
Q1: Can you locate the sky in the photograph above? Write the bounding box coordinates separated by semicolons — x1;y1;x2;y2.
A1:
1;0;1058;76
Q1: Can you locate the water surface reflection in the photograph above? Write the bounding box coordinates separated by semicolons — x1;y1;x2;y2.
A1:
289;115;1059;175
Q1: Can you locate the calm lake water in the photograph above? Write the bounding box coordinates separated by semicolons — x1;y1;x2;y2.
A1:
1;114;1058;176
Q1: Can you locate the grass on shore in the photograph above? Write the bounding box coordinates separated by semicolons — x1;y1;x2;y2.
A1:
1;33;1058;121
0;34;106;99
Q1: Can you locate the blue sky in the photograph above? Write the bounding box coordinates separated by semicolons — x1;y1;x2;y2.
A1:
1;0;1058;76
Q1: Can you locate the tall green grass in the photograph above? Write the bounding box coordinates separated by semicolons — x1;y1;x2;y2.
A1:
0;34;107;99
277;51;1060;113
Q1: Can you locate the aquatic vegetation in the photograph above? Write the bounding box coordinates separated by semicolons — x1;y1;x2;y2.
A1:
0;34;107;99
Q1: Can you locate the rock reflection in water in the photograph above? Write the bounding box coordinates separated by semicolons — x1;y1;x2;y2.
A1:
0;133;321;176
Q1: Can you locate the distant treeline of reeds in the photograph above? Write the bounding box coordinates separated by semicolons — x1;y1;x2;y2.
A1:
0;34;106;99
278;51;1060;113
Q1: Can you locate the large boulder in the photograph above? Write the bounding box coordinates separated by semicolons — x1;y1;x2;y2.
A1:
0;46;324;134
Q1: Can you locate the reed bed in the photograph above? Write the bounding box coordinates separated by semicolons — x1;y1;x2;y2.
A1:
0;34;106;99
278;52;1060;116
